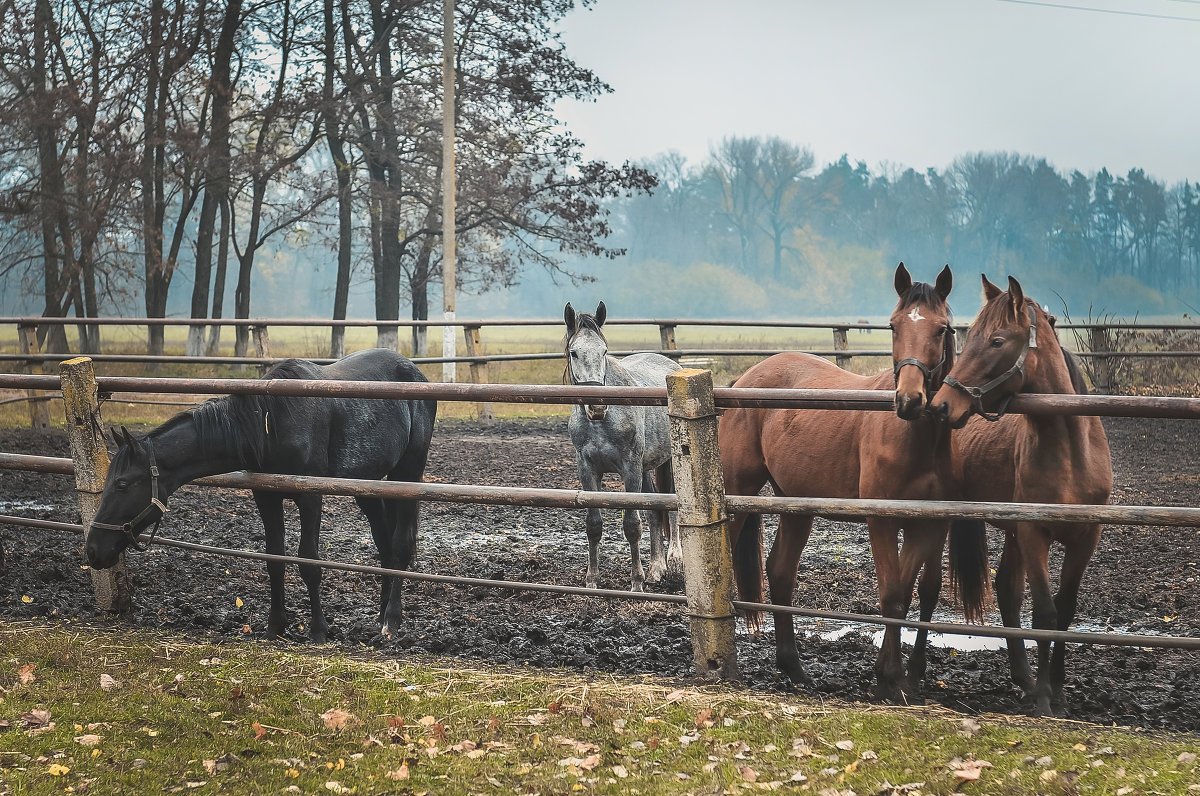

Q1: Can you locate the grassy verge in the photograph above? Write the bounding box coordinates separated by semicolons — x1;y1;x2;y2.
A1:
1;622;1197;795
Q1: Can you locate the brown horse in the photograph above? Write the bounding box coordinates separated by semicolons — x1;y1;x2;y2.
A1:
721;263;989;700
932;275;1112;716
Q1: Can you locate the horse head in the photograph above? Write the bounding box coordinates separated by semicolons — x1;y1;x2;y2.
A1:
564;301;610;421
87;426;168;568
889;263;955;420
932;274;1043;428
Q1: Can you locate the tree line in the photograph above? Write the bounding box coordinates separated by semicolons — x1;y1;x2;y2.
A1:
580;140;1200;319
0;0;651;355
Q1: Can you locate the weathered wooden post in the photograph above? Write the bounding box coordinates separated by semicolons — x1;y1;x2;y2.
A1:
251;325;271;375
60;357;132;613
666;368;738;681
1088;326;1115;394
463;325;494;423
18;323;52;432
832;326;851;369
659;323;680;360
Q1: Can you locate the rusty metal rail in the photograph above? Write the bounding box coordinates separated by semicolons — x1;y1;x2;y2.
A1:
4;373;1200;419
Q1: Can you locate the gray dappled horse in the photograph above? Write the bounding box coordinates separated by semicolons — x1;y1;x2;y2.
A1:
564;302;683;591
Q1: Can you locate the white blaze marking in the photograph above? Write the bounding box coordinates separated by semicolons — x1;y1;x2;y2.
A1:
907;306;925;323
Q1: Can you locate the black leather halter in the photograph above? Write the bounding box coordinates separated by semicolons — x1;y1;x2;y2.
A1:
90;438;167;552
892;325;955;395
943;304;1039;422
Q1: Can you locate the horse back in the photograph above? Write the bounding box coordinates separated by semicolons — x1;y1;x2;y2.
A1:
262;349;435;479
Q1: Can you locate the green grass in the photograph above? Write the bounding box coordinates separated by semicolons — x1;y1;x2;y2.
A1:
1;622;1198;795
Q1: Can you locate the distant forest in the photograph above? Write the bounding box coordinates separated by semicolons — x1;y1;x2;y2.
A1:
498;139;1200;321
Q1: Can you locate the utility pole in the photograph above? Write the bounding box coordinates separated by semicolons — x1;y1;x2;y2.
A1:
441;0;456;382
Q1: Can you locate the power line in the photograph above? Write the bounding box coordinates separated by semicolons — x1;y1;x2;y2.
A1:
990;0;1200;22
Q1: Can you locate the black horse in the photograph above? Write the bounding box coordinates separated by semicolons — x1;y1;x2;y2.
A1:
87;348;437;642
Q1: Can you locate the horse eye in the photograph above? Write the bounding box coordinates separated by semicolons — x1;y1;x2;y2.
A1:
116;479;129;490
570;350;578;358
936;327;946;337
991;337;1004;348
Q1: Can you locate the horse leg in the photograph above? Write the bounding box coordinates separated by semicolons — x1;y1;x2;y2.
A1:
621;460;647;592
1019;526;1056;717
906;523;950;693
994;532;1034;694
376;454;429;637
868;517;910;702
295;494;330;643
253;491;288;639
1050;524;1101;711
578;461;604;589
643;469;667;584
767;513;813;684
355;496;393;628
656;463;683;575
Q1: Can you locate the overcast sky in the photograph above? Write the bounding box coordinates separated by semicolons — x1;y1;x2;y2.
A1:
553;0;1200;185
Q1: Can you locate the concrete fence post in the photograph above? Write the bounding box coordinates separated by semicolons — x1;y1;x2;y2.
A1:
666;368;738;681
463;325;494;423
330;323;346;360
1088;326;1116;394
659;324;679;360
18;323;52;432
832;326;851;369
60;357;132;613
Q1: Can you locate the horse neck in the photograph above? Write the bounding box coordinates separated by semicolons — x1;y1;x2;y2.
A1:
868;371;953;460
602;356;637;387
150;408;246;492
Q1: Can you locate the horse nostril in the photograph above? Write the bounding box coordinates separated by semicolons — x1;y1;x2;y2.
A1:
934;402;950;422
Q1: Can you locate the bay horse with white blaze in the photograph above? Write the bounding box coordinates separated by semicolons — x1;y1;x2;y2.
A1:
721;264;989;700
932;275;1112;716
564;301;683;591
87;349;437;642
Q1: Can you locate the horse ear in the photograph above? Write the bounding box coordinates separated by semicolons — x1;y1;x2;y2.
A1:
893;262;912;298
934;264;952;301
103;427;119;457
1007;276;1026;315
595;301;606;327
564;302;576;333
119;426;138;449
982;274;1003;302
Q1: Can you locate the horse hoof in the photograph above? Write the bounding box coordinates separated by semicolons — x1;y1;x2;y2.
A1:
646;562;666;584
630;582;645;593
778;659;811;686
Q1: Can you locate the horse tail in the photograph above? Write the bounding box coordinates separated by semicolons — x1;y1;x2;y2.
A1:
732;513;766;631
948;518;990;623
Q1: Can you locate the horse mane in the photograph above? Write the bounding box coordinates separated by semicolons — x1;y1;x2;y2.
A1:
155;358;321;468
561;310;608;384
1062;348;1090;395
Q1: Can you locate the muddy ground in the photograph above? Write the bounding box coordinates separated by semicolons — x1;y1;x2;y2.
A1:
2;415;1199;731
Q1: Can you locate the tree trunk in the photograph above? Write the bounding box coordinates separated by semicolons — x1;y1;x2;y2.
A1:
324;0;351;360
141;0;167;357
206;197;231;356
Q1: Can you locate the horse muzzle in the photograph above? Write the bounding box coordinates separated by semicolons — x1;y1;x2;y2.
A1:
585;404;608;421
85;533;123;569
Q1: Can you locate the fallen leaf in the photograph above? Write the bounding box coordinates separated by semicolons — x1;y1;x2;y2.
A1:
613;764;628;778
74;734;102;746
21;709;52;728
547;699;562;714
952;759;993;783
100;673;119;691
487;715;500;731
321;709;355;731
18;663;36;685
1180;752;1198;765
252;721;268;740
241;625;252;634
695;708;713;729
385;763;410;781
21;595;33;604
235;597;244;607
430;722;447;742
47;763;70;776
1040;769;1059;783
739;765;758;782
960;718;981;737
835;739;855;751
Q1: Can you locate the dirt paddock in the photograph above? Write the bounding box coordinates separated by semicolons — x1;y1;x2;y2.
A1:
2;414;1199;731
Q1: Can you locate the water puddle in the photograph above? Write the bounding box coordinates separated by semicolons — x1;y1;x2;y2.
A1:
0;499;58;514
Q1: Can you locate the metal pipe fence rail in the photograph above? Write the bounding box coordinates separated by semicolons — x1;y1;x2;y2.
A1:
6;373;1200;418
2;363;1199;680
